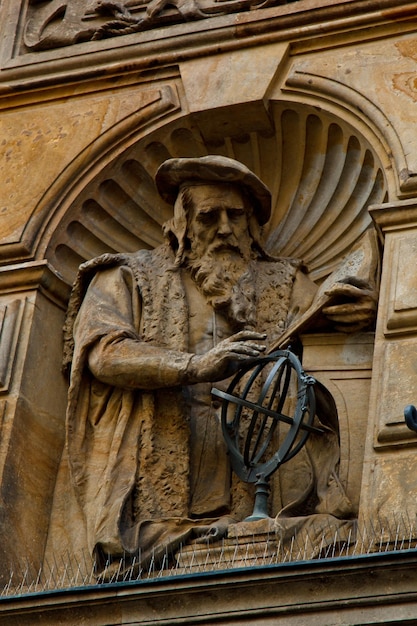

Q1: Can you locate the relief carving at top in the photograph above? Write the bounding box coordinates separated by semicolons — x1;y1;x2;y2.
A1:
23;0;301;51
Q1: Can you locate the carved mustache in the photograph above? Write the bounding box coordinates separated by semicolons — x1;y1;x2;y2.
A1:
208;238;242;254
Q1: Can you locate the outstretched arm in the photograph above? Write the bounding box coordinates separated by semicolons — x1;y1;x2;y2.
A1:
88;329;267;390
80;264;266;390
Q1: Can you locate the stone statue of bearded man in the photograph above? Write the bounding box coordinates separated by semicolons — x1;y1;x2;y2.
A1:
48;156;379;579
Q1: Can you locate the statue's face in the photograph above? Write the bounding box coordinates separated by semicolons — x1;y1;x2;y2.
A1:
186;183;252;259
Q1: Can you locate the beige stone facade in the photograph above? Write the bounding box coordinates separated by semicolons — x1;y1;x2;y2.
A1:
2;0;417;622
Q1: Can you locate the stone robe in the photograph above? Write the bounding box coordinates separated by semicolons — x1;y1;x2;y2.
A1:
48;237;378;577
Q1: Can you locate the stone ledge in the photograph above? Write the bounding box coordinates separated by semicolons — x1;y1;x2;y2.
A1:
2;550;417;625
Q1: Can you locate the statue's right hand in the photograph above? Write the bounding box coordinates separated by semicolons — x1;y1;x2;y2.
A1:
186;331;267;384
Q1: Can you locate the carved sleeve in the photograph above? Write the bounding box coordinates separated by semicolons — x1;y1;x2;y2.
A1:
74;265;194;390
286;270;318;329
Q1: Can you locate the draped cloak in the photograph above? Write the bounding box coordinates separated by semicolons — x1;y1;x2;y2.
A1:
47;239;378;576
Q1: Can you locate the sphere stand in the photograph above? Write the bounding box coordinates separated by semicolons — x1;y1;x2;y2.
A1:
245;475;270;521
211;349;323;521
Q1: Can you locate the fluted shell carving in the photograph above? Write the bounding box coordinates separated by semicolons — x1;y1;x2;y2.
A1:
47;103;387;285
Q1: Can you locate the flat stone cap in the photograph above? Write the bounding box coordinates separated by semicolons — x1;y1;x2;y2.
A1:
155;155;271;225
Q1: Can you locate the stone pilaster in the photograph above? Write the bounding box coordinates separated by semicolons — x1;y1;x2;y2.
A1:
360;200;417;542
0;261;69;580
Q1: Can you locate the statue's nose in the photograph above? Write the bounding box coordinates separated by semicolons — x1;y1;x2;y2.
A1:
217;211;232;236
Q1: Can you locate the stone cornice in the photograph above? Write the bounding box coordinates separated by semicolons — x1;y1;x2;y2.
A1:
1;0;417;97
370;199;417;234
2;551;417;624
0;261;70;309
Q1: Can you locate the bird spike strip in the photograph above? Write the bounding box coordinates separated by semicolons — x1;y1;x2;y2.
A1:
2;513;417;597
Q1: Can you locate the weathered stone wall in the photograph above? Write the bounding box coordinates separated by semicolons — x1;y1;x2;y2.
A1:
2;0;417;621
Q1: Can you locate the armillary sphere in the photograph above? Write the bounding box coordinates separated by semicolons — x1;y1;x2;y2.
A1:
211;349;323;521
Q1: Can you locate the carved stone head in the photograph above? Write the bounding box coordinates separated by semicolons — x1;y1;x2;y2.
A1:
156;156;271;265
155;155;271;225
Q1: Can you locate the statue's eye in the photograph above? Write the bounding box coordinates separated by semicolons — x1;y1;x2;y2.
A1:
197;211;217;225
227;208;245;220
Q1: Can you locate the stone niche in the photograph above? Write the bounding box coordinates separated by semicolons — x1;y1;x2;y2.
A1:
44;99;387;522
0;92;388;582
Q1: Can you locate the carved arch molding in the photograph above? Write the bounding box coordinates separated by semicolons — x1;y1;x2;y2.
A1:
45;100;387;286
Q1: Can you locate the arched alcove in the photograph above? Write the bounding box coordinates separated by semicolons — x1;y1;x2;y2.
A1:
11;98;385;577
45;101;387;286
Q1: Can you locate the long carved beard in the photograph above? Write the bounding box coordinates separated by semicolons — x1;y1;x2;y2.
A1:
185;247;257;330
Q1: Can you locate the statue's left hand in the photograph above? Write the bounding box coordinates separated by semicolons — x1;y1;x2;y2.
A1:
186;330;267;383
322;282;377;332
